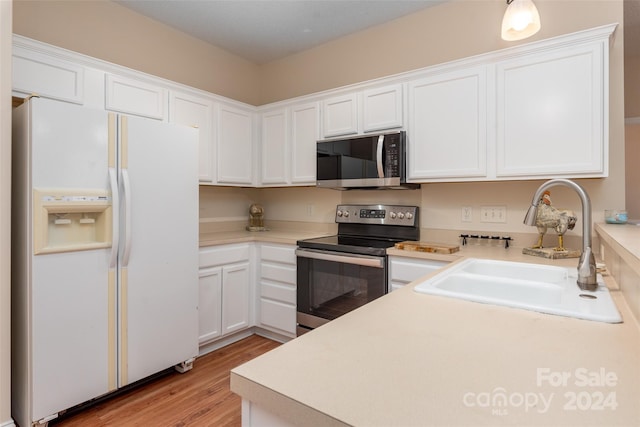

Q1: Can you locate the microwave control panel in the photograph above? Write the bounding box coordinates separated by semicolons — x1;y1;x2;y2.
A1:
384;141;400;176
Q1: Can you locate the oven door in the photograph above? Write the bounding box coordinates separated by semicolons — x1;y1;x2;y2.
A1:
296;248;387;335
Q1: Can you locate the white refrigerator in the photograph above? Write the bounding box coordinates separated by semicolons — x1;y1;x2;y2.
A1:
12;97;199;426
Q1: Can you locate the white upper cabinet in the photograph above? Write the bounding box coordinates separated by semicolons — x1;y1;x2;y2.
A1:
322;93;358;138
407;24;614;182
362;84;404;132
322;84;404;139
258;101;319;187
408;66;488;180
261;108;289;185
13;24;614;187
12;46;84;104
217;103;255;186
495;41;607;178
105;74;166;120
290;102;320;185
169;91;215;183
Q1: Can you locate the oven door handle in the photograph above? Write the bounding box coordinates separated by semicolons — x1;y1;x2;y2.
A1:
296;248;384;268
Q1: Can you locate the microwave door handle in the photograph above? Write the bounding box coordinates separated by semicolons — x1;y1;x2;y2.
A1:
376;134;385;178
295;249;384;268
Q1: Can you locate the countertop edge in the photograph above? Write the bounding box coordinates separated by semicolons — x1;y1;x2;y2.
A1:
230;372;349;427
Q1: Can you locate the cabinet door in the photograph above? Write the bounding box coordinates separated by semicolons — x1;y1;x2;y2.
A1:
12;48;84;104
261;108;289;185
105;74;166;120
222;262;251;335
170;91;215;182
323;93;358;137
362;84;403;132
496;43;606;178
290;102;320;185
198;267;222;344
408;66;488;181
217;104;255;185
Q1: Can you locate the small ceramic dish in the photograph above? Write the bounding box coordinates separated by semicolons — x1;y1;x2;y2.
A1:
605;210;628;224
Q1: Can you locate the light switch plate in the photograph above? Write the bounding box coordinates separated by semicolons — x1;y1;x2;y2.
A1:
480;205;507;223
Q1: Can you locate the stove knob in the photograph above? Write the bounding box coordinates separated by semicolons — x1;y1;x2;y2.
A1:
406;212;414;220
343;211;350;218
398;212;405;219
389;212;397;219
336;210;343;217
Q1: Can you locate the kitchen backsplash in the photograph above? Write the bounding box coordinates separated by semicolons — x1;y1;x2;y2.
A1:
200;180;615;246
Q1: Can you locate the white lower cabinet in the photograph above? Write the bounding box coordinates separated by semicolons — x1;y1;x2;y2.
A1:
198;244;252;345
257;243;297;337
388;256;449;292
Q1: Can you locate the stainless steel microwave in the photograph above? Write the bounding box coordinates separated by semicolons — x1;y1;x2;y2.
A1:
316;131;416;190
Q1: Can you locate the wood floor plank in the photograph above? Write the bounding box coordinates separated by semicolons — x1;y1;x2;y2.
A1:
50;335;280;427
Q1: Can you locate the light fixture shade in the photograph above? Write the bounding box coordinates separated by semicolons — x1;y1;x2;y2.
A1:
501;0;541;41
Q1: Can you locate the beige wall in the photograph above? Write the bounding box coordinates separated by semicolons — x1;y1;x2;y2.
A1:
2;1;12;426
13;0;261;105
625;56;640;117
625;124;640;219
258;0;623;104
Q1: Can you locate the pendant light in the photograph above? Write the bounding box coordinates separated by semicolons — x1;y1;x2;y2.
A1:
501;0;541;41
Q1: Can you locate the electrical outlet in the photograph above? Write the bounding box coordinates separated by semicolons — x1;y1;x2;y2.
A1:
480;205;507;223
306;204;315;217
461;206;472;222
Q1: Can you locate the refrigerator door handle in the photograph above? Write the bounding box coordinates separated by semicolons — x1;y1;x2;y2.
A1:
108;168;119;269
121;169;132;267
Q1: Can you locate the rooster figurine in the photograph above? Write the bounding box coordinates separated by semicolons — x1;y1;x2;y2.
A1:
532;190;577;251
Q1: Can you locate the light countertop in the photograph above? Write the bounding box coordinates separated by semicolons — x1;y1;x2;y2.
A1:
596;222;640;267
199;221;334;247
199;229;329;247
230;224;640;426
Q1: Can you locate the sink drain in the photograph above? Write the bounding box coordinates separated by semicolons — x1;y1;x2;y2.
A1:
579;294;598;300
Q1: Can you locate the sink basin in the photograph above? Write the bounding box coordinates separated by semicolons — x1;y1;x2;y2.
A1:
414;258;622;323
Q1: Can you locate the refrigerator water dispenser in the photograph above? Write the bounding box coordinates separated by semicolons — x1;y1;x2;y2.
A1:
33;188;112;254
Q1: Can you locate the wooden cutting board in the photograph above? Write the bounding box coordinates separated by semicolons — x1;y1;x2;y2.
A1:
394;241;460;254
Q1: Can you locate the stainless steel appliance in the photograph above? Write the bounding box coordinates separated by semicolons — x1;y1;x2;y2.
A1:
296;204;420;335
316;131;417;190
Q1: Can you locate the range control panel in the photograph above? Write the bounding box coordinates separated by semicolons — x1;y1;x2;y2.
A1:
335;204;419;226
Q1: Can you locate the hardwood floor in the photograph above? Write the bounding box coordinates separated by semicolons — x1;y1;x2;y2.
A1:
50;335;281;427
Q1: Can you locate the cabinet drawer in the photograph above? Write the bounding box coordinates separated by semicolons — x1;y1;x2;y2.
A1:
199;244;250;268
260;244;296;264
389;258;448;283
261;263;296;285
260;299;296;335
261;282;296;305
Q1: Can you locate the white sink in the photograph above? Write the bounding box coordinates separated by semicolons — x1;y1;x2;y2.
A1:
414;258;622;323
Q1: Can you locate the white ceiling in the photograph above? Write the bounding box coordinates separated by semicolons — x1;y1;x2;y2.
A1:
115;1;638;62
115;0;446;64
